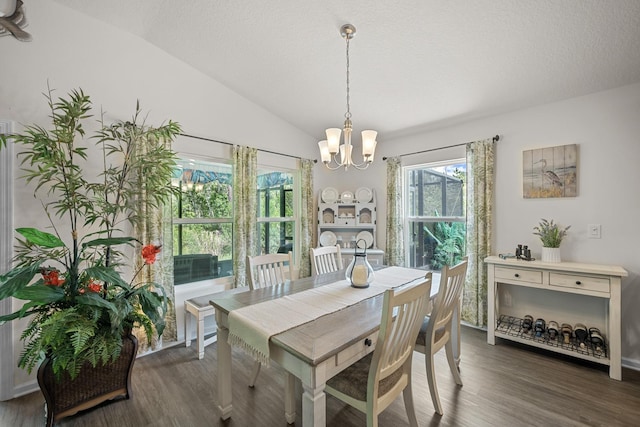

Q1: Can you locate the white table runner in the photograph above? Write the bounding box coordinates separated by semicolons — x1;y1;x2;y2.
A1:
228;267;428;364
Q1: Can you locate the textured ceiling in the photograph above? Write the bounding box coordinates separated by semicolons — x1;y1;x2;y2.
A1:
54;0;640;140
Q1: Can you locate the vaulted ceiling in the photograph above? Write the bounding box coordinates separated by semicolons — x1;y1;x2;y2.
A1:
54;0;640;140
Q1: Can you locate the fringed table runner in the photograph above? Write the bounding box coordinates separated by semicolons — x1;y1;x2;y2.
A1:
228;267;427;364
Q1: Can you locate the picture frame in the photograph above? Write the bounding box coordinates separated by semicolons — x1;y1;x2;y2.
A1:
523;144;577;198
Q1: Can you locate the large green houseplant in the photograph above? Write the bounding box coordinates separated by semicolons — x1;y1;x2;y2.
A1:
0;87;181;380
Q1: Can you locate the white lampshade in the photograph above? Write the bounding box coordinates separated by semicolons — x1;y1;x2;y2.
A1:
318;140;332;163
361;130;377;157
325;128;342;154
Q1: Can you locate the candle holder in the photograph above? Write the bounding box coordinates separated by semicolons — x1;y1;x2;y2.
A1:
345;239;375;288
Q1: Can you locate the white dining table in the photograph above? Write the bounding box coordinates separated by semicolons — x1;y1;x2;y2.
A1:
209;267;460;427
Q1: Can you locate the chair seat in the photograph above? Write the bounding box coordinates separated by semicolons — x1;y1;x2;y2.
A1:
415;316;445;347
326;349;404;402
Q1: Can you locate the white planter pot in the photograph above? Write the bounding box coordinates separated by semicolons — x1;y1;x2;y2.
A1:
541;247;561;263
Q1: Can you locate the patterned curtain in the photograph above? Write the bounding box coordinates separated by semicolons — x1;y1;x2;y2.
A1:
132;138;176;351
232;146;257;288
385;157;404;266
298;159;314;278
462;139;495;327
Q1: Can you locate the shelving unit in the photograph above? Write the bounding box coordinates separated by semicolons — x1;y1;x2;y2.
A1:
317;188;384;266
485;256;627;380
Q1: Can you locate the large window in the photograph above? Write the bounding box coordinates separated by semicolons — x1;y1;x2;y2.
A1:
172;159;233;284
256;169;295;257
404;159;466;270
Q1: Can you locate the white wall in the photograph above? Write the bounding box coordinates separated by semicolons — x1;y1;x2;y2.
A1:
0;0;316;399
318;82;640;367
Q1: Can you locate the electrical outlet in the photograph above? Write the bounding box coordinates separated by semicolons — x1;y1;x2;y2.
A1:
588;224;601;239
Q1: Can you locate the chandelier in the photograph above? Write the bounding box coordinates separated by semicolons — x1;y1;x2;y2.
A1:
318;24;378;170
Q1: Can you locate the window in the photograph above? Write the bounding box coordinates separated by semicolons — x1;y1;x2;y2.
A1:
172;158;233;284
404;159;466;270
256;169;296;257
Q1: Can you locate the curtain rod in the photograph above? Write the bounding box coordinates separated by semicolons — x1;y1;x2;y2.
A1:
382;134;500;161
179;133;316;162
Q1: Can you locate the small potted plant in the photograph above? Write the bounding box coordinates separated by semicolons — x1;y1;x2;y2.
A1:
533;218;570;262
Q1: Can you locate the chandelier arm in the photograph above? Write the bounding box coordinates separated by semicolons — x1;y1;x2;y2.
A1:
322;154;348;170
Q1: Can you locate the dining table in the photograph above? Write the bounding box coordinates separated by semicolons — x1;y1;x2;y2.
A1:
209;266;461;427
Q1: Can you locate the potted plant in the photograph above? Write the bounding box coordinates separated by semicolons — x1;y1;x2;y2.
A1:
0;86;181;425
533;218;570;262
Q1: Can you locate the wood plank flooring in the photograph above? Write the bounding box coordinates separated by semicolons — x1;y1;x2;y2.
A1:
2;326;639;426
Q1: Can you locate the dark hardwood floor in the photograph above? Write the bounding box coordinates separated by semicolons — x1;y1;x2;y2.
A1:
2;326;639;426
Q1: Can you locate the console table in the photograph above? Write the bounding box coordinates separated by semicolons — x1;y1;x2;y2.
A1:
485;256;627;380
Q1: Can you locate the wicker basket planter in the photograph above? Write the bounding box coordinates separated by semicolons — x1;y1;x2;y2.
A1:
37;333;138;427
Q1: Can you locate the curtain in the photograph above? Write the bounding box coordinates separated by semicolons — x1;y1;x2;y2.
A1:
232;146;258;288
298;159;314;278
462;139;495;327
132;138;176;350
385;157;404;266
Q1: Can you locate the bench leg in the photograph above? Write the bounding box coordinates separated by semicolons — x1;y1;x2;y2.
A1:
197;314;205;359
185;308;192;348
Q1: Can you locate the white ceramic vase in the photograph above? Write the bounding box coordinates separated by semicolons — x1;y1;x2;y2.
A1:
541;247;561;263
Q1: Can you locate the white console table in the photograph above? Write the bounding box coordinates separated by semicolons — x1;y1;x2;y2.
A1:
485;256;627;380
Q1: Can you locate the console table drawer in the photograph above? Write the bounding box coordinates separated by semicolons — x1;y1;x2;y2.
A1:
550;273;610;294
495;267;542;284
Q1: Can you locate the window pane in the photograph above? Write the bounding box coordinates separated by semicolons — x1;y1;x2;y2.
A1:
405;160;466;271
406;164;465;217
172;158;233;284
258;221;295;256
172;160;232;219
256;169;295;256
407;220;466;270
172;223;233;282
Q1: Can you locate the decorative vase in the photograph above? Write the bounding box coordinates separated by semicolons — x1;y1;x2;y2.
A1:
37;333;138;427
541;247;561;263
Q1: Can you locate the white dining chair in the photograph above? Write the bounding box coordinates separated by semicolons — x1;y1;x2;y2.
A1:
245;251;293;387
414;256;468;415
310;245;343;276
325;274;432;427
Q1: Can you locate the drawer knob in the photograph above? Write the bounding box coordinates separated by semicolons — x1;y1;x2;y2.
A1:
364;338;372;347
575;280;582;285
514;273;520;278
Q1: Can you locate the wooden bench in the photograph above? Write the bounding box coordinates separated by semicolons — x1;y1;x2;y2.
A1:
184;294;218;359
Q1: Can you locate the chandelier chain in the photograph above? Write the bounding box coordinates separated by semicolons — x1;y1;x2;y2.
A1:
345;36;351;120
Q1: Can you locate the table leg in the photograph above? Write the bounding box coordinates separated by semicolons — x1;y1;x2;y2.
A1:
216;322;233;419
302;382;326;427
284;372;296;424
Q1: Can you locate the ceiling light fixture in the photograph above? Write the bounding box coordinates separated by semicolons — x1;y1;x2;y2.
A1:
318;24;377;171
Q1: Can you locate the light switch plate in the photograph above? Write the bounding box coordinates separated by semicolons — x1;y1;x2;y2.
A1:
588;224;601;239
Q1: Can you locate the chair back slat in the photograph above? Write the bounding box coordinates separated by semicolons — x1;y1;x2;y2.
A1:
310;245;343;276
429;257;468;340
247;252;293;289
371;274;432;385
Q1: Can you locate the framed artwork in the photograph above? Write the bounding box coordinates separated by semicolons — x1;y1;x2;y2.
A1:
523;144;577;198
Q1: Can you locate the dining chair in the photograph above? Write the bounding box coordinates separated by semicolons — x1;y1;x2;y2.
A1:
414;256;468;415
245;251;293;387
247;251;293;290
310;244;343;276
325;274;432;427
